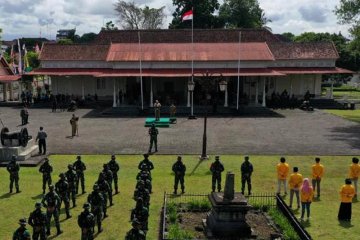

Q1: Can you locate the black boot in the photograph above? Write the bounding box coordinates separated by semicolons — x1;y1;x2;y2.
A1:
173;189;177;195
56;226;63;235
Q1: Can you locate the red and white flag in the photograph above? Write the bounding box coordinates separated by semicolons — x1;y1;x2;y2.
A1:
182;10;193;22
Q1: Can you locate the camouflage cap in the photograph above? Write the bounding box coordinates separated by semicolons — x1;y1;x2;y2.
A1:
59;173;65;178
18;218;27;225
132;218;141;227
35;202;42;208
215;156;220;160
49;185;54;190
83;203;91;210
111;154;116;160
93;184;99;190
76;155;81;160
44;157;49;162
143;153;149;158
11;155;17;161
67;164;73;169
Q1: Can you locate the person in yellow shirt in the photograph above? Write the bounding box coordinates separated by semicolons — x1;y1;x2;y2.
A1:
277;157;289;195
312;157;324;198
338;179;355;221
300;178;314;220
288;167;303;209
349;157;360;198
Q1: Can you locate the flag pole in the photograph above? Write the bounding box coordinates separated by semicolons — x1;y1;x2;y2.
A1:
138;31;144;110
236;31;241;110
191;6;194;117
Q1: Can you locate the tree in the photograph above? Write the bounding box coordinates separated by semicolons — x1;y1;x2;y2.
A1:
281;32;295;41
219;0;269;29
58;39;73;45
76;32;98;43
114;1;165;29
169;0;222;29
102;21;118;31
335;0;360;26
26;51;40;69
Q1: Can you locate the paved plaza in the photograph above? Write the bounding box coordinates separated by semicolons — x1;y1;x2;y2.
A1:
0;107;359;156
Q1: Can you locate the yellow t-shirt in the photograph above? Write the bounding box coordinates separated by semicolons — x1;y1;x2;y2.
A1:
312;163;324;179
289;173;303;189
349;164;360;179
277;163;289;180
340;184;355;203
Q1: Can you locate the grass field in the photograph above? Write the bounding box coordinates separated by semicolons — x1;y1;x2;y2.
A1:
0;155;359;240
322;86;360;100
325;109;360;123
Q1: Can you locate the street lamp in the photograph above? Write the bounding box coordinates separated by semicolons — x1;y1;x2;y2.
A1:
188;80;196;119
199;72;225;161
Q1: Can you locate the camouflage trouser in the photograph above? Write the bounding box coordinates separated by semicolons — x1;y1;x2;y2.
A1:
212;174;222;192
91;207;103;232
112;173;118;193
42;175;52;192
59;195;71;217
241;174;252;194
108;189;113;205
32;226;46;240
46;207;60;233
101;192;108;217
81;228;94;240
174;174;185;192
76;172;85;194
9;173;19;192
149;137;157;152
68;185;77;206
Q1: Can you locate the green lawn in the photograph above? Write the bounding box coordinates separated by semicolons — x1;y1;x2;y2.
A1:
322;87;360;100
325;109;360;123
0;155;359;240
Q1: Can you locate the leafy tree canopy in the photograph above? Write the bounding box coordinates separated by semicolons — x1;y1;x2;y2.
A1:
102;21;118;31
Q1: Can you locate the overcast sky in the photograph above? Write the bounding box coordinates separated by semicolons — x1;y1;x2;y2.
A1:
0;0;351;40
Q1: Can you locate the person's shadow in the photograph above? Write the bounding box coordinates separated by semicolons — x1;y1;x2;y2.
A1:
0;192;15;199
339;220;354;228
31;193;43;200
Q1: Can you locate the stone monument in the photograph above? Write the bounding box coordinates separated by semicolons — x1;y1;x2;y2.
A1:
204;171;254;238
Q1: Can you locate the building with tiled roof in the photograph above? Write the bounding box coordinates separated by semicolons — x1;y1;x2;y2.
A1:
28;29;352;108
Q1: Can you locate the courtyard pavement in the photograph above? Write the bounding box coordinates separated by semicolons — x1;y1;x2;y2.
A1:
0;107;359;156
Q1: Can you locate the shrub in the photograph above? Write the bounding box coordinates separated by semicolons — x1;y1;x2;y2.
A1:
167;202;178;224
168;223;194;240
187;199;211;212
268;208;300;240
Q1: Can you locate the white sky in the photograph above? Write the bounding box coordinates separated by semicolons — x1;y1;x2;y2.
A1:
0;0;352;40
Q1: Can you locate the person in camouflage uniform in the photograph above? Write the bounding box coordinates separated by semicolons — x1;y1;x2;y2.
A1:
241;156;254;195
73;155;87;194
39;158;53;194
136;170;152;193
87;184;104;233
65;164;78;207
210;156;225;192
136;178;152;195
172;156;186;194
131;198;149;231
96;173;111;217
138;154;154;176
108;154;120;194
148;123;159;153
55;173;71;219
28;202;47;240
102;164;113;198
7;155;20;193
78;203;95;240
125;219;146;240
12;218;31;240
134;180;150;208
42;185;62;236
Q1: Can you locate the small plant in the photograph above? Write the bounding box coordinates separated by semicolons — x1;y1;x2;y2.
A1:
187;199;211;212
268;208;300;240
168;223;194;240
167;202;178;224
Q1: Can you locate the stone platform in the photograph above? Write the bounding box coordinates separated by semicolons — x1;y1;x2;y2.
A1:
144;118;171;127
0;139;38;162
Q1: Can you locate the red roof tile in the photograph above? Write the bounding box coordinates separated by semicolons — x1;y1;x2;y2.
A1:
107;43;274;62
271;67;353;74
40;44;110;61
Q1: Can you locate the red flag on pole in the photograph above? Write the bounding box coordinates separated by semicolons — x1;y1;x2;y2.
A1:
182;10;193;22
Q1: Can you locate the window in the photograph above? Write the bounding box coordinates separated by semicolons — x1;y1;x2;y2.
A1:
97;79;106;90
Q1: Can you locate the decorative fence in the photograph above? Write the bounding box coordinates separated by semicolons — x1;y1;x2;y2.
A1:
160;192;312;240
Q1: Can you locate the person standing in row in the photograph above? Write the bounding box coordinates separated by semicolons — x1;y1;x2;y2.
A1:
108;155;120;194
349;157;360;199
36;127;47;155
172;156;186;194
7;155;20;193
300;178;314;220
312;157;324;199
148;124;159;153
78;203;95;240
73;156;86;194
338;178;355;222
210;156;224;192
42;185;62;236
28;202;47;240
65;164;78;208
39;158;53;194
12;218;31;240
277;157;289;195
138;154;154;176
289;167;303;209
241;156;253;195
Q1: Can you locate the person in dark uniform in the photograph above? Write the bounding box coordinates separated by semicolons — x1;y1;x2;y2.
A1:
20;107;29;125
65;164;78;207
28;202;47;240
70;114;79;137
125;219;146;240
137;170;152;193
148;124;159;153
138;153;154;174
36;127;47;155
102;164;113;198
7;155;20;193
241;155;254;195
12;218;31;240
172;156;186;194
73;155;86;194
39;158;53;194
108;154;120;194
131;197;149;231
87;184;104;233
210;156;225;192
96;173;111;217
154;99;161;121
133;180;150;208
78;203;95;240
42;185;62;236
55;173;71;219
52;97;57;112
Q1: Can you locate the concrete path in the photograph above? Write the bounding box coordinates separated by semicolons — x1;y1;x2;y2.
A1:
0;107;359;156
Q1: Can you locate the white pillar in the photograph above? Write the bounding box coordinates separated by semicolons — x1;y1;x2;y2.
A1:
112;79;117;107
187;90;190;107
262;78;266;107
255;78;258;104
81;79;85;100
150;78;153;107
